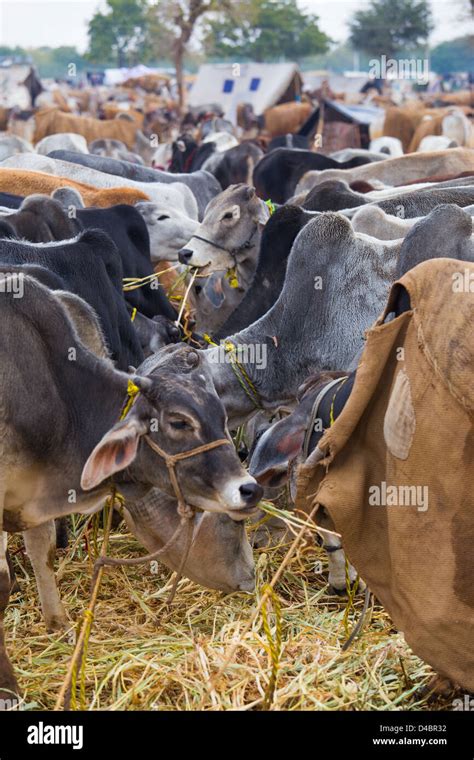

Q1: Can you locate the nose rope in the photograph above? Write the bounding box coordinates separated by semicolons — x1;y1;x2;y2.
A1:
142;436;233;607
190;223;258;258
143;435;232;518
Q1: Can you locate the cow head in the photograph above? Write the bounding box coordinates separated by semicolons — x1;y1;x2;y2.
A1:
178;184;270;272
81;344;263;520
169;134;197;173
249;372;344;494
135;201;199;262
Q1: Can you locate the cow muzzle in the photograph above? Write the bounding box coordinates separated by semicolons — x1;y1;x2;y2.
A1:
178;247;194;264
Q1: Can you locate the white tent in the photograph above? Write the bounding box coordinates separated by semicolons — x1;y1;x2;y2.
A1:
188;62;300;122
104;65;166;86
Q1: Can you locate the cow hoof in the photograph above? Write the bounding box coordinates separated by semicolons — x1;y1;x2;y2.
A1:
0;657;19;706
46;614;68;633
328;584;349;597
328;578;366;597
417;674;458;701
251;526;287;549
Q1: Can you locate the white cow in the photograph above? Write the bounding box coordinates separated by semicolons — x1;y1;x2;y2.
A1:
201;131;239;152
35;133;89;156
370;136;404;157
134;201;199;262
417;135;457;152
0;135;34;162
0;153;199;219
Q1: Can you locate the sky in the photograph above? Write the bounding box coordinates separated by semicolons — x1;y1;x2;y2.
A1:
0;0;471;53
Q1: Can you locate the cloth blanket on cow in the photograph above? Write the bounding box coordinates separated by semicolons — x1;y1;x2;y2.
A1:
296;258;474;690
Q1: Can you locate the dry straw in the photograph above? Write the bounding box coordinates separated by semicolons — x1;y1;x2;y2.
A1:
5;499;453;711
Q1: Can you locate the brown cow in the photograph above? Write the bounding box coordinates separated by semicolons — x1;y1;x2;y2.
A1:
101;104;144;129
0;168;149;207
382;103;440;152
33;108;138;148
262;102;313;137
408;109;473;152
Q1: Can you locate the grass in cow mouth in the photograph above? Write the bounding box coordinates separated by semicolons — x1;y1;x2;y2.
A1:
5;507;455;712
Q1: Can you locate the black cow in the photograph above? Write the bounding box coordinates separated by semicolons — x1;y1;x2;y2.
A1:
214;205;315;339
0;194;78;242
302;180;368;212
0;231;143;370
0;192;23;209
253;147;374;203
0;192;178;322
73;203;177;321
170;134;217;173
0;220;17;239
211;142;264;190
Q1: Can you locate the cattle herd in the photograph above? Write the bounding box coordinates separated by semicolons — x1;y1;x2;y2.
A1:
0;88;472;709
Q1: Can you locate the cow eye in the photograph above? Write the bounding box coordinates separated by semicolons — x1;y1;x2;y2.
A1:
157;214;169;221
169;417;194;431
170;420;189;430
222;211;234;220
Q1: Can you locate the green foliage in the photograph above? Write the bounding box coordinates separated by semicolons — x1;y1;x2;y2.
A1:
349;0;433;57
29;47;87;79
0;45;87;79
87;0;151;67
430;35;474;73
203;0;331;62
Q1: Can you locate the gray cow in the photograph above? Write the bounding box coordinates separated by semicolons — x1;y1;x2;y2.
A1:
201;212;402;426
200;204;474;427
0;278;262;699
179;184;270;334
47;149;222;220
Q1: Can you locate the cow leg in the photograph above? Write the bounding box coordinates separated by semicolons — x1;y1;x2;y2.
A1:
55;517;69;549
6;547;20;594
0;525;19;702
323;533;360;595
23;521;67;632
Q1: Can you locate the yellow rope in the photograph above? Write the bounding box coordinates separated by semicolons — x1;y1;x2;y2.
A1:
79;609;95;710
261;584;282;710
120;379;140;421
130;307;137;322
265;199;276;215
224;340;263;410
203;334;262;409
57;490;118;711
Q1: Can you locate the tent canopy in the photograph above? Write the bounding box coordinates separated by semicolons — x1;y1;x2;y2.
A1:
188;62;301;121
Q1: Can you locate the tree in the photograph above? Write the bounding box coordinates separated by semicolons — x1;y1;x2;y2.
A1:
148;0;236;111
431;35;474;74
349;0;433;58
203;0;331;63
87;0;150;67
29;47;86;79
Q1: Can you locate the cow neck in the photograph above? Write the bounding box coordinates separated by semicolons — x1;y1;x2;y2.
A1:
66;359;131;466
203;234;371;425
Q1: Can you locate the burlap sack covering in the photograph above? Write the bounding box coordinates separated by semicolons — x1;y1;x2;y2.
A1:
296;258;474;689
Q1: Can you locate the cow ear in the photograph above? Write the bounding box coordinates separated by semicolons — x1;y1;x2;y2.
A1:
255;200;271;225
81;416;147;491
249;422;306;487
